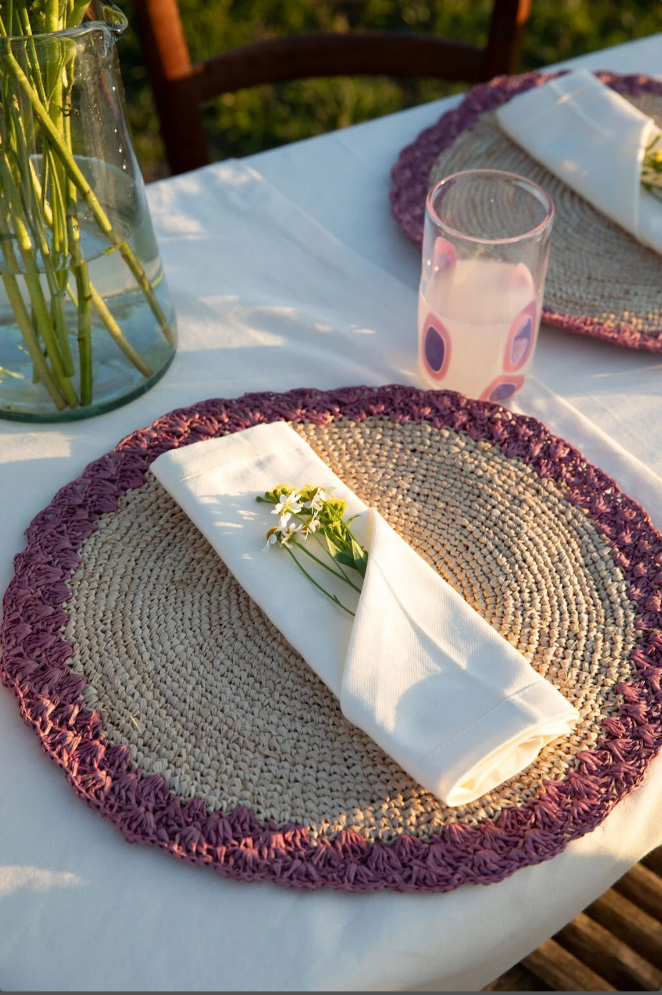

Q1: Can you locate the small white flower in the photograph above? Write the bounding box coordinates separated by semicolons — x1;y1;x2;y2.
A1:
263;528;280;550
305;487;329;512
303;516;321;535
272;492;303;517
280;519;303;544
264;517;302;549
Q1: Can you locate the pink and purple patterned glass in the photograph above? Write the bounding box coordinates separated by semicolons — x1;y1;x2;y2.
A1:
418;169;553;402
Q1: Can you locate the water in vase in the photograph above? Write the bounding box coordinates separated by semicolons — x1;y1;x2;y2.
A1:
0;157;177;422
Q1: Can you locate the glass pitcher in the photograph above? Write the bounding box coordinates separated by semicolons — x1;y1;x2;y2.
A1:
0;0;177;421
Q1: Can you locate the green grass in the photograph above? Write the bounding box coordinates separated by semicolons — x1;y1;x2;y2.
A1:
116;0;661;180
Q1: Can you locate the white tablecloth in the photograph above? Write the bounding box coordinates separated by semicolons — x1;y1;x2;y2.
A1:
1;35;662;993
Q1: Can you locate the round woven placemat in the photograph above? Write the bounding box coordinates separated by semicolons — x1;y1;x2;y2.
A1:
391;71;662;354
2;385;662;892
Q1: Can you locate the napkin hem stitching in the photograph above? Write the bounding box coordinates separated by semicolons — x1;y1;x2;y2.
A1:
150;433;307;489
419;680;568;765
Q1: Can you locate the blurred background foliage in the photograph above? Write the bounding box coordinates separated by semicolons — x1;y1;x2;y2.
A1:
116;0;661;181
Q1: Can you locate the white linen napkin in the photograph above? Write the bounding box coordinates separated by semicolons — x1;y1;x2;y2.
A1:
496;68;662;254
150;421;578;806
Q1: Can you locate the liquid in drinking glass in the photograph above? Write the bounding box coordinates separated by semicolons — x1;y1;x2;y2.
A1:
418;245;539;402
418;171;553;403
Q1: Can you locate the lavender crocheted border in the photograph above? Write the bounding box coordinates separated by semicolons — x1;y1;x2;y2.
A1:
2;385;662;892
390;71;662;354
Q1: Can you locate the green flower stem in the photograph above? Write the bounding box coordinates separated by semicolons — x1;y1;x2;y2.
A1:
69;222;92;404
22;263;78;408
45;0;60;36
108;238;175;346
18;31;74;379
62;74;92;404
10;102;75;376
68;0;93;28
1;271;66;409
84;283;155;378
284;544;355;617
0;146;78;406
29;154;153;378
311;528;357;585
291;507;360;587
74;269;92;404
47;151;69;259
290;536;362;592
51;290;72;373
43;149;69;270
5;47;176;349
7;195;77;400
19;10;49;107
44;1;65;136
0;46;76;396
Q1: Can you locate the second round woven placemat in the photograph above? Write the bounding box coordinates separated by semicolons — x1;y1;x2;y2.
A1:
2;385;662;891
391;71;662;354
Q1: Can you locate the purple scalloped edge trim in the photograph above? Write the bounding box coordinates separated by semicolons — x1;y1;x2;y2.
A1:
2;384;662;892
390;71;662;354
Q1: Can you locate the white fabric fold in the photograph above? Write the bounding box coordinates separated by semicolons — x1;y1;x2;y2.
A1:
496;68;662;254
150;421;578;806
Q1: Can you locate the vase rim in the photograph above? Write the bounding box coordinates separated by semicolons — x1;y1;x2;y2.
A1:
1;1;128;44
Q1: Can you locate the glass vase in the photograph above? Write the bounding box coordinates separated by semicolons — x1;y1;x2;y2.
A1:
0;0;177;422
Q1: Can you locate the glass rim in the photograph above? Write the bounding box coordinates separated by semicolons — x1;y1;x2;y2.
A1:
0;1;128;43
426;168;554;246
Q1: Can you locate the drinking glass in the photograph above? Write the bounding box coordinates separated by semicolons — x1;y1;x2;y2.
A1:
418;169;553;403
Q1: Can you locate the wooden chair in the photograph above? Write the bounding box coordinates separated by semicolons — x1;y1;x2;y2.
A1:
484;847;662;991
130;0;532;175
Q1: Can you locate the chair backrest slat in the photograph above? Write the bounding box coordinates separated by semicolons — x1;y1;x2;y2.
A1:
193;33;485;102
132;0;532;175
483;0;532;78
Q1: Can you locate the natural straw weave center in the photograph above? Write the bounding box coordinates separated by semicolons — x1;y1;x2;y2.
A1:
66;417;637;841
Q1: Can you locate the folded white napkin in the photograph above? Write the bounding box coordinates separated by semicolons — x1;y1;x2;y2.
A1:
150;422;578;806
497;68;662;254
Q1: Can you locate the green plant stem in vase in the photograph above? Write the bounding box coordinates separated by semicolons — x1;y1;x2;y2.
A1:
0;0;177;421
